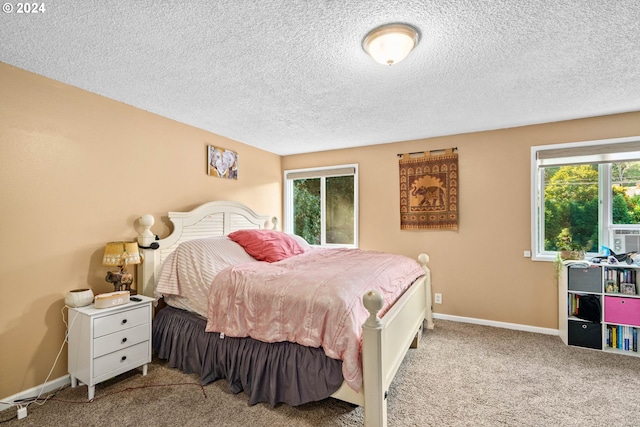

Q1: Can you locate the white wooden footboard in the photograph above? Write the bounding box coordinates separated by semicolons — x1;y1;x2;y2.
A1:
331;254;432;427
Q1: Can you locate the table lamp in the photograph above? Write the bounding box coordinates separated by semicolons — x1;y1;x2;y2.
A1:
102;241;141;292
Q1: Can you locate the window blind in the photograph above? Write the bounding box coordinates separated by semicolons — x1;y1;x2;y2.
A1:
285;167;356;180
537;139;640;167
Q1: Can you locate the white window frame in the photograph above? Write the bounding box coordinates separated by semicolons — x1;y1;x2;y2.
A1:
284;164;359;248
531;136;640;261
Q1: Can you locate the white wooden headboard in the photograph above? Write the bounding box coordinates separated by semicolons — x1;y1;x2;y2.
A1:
136;201;276;297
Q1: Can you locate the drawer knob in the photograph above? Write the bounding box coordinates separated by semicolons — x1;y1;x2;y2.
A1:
121;337;127;344
121;319;128;325
121;356;127;362
581;324;587;329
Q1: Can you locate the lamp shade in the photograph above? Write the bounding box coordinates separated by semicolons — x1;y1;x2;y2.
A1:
363;23;420;66
102;241;141;267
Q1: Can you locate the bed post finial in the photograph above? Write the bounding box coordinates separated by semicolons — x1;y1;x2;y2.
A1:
138;214;155;247
363;290;384;328
271;217;278;230
418;253;429;267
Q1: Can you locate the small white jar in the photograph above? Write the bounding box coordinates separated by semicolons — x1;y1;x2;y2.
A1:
65;289;95;307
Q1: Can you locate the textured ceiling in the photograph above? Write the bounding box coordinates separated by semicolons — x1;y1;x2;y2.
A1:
2;1;639;155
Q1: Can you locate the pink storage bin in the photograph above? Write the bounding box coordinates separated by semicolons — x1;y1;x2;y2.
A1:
604;296;640;327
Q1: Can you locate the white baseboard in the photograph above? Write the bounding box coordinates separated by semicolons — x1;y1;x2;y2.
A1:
433;313;559;336
0;375;71;412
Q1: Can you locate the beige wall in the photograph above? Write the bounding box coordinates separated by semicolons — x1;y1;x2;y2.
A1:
282;111;640;330
0;63;282;399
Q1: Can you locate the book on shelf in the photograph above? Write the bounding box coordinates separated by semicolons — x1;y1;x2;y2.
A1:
625;326;629;351
618;326;623;350
612;326;617;349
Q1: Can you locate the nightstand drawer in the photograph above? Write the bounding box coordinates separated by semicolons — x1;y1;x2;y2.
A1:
93;324;150;358
93;305;150;338
93;341;150;379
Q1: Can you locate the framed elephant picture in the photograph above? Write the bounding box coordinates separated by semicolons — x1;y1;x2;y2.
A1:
207;145;238;180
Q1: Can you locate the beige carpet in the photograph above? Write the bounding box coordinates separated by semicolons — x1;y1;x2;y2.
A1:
3;319;640;426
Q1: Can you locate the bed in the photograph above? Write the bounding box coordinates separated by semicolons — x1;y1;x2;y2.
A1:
136;201;433;427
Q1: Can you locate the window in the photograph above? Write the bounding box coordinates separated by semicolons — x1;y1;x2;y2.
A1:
531;136;640;260
284;164;358;247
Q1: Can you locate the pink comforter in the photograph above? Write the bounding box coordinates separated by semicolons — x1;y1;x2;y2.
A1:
205;248;425;391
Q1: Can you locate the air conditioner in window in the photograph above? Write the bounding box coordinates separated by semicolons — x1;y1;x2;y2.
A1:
612;230;640;253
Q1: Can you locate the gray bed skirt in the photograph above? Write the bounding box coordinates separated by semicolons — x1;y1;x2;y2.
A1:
152;305;345;406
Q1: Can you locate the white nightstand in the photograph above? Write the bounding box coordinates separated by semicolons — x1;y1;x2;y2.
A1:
67;295;153;399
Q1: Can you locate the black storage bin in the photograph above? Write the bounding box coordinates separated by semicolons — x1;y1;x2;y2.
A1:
568;319;602;350
568;265;601;293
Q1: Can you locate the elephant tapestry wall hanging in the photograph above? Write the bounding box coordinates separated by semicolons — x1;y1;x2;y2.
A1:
399;148;458;230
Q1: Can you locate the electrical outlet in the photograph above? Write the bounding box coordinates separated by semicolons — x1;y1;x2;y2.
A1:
434;293;442;304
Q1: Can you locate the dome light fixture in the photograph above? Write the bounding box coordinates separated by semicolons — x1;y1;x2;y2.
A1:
363;23;420;66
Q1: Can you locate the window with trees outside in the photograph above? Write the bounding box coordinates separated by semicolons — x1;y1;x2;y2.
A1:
531;137;640;261
284;164;358;247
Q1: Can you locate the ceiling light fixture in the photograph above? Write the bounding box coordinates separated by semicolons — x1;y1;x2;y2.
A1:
363;23;420;66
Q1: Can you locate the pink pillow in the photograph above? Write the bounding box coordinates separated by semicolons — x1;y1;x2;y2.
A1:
227;229;305;262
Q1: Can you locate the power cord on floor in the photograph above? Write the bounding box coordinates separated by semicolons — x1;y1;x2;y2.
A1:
51;381;209;403
1;304;207;421
0;306;79;421
1;306;208;422
0;414;16;424
0;381;207;423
